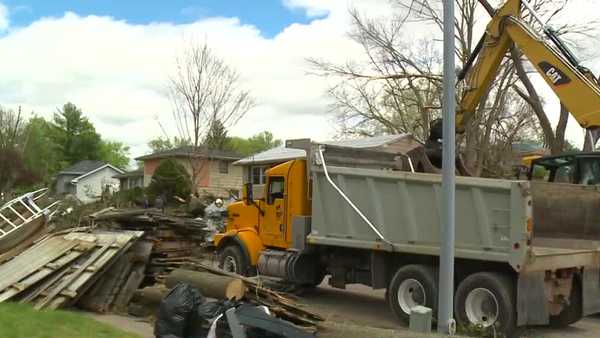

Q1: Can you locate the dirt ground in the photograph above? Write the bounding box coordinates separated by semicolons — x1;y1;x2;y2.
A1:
90;279;600;338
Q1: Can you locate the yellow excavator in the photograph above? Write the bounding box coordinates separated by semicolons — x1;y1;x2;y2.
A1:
425;0;600;180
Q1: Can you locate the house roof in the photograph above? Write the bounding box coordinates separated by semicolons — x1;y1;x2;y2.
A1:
71;163;124;183
234;134;410;166
58;160;107;175
113;168;144;179
135;146;243;161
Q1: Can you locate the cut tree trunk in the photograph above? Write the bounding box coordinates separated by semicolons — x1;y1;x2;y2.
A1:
166;269;246;300
133;285;170;306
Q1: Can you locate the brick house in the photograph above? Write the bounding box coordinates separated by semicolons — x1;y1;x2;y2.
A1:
135;146;243;198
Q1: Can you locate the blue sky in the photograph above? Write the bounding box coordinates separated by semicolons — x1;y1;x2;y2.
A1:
3;0;324;37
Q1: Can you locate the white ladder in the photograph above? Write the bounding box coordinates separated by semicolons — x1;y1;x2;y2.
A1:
0;189;59;240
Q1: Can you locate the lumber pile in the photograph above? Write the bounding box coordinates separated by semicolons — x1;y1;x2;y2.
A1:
90;208;211;283
0;229;145;311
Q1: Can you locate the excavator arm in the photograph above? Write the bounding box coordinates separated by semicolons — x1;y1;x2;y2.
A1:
456;0;600;133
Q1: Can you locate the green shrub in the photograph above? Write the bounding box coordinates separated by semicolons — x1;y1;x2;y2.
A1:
147;159;192;203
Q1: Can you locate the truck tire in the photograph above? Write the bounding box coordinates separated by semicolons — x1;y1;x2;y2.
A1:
387;264;438;324
455;272;516;337
219;245;248;275
550;276;582;327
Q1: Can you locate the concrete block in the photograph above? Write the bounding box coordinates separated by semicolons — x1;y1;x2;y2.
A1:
409;305;432;334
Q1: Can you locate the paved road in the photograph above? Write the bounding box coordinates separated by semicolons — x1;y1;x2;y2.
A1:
300;279;600;338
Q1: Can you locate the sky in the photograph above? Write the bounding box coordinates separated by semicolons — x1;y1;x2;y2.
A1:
0;0;598;160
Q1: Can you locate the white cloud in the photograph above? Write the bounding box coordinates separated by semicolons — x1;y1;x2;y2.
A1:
0;3;9;30
0;0;598;161
0;5;371;159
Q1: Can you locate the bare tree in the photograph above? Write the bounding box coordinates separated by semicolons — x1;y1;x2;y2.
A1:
309;0;597;176
308;10;443;141
169;42;255;192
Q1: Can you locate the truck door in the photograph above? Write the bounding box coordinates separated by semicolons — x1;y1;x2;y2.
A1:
260;176;287;248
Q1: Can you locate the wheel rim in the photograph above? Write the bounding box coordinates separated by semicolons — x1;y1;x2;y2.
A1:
465;288;499;328
397;278;426;314
222;256;237;273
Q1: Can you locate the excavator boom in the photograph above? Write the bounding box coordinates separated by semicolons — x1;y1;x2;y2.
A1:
457;0;600;132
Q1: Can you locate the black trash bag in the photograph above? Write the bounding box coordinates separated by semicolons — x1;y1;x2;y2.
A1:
189;299;239;338
154;283;206;338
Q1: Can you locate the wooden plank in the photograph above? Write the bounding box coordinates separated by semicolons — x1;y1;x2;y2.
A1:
0;249;86;302
34;242;113;310
112;241;153;311
78;249;134;312
0;237;77;292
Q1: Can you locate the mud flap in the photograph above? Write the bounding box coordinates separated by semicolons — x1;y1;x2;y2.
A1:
583;267;600;316
517;271;549;326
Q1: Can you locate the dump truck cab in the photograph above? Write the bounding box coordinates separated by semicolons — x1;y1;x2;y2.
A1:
213;159;312;275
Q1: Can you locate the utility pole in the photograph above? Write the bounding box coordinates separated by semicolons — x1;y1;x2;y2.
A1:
437;0;456;334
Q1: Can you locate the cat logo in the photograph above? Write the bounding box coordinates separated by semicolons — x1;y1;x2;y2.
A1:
538;61;571;86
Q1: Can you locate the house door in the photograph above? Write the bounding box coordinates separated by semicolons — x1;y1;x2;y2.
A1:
260;176;287;248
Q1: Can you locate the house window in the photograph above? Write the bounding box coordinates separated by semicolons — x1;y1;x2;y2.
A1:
251;166;266;184
219;160;229;174
267;176;285;204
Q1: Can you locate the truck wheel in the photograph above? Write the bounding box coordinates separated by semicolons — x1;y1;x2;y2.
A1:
550;276;582;327
387;264;438;324
219;245;247;275
455;272;516;337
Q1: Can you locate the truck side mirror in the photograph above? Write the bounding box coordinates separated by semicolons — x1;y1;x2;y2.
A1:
242;183;253;205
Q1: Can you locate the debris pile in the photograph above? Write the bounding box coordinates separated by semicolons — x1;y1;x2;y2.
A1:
0;228;144;310
90;208;211;283
0;197;323;337
155;283;317;338
184;262;323;330
132;263;323;338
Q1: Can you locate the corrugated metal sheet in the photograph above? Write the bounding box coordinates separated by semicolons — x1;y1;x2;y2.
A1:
234;134;410;166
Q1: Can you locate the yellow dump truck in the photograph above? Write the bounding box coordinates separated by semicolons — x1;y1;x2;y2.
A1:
213;139;600;335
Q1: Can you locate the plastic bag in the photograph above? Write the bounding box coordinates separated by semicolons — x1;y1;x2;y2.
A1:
154;283;206;338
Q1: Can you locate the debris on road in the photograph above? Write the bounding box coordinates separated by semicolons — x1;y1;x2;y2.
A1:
155;282;317;338
131;263;324;332
172;263;323;329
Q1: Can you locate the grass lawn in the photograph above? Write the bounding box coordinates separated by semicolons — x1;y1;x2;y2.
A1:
0;302;142;338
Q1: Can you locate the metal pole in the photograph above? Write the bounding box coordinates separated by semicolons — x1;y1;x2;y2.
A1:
437;0;456;334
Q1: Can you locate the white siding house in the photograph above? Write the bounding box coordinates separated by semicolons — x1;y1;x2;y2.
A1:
55;161;124;204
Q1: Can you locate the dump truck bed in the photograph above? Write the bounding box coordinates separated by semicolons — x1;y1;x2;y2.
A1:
308;165;600;272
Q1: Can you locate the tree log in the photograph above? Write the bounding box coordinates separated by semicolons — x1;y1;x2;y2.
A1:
166;269;246;300
132;285;170;306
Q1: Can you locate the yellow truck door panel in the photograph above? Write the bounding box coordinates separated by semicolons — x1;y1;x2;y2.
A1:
261;199;286;247
259;176;288;248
